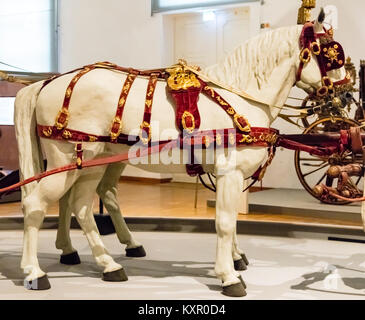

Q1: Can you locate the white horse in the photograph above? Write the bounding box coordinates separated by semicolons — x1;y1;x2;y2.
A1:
14;13;347;296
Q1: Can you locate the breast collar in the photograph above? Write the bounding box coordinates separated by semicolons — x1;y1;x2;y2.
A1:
296;22;351;97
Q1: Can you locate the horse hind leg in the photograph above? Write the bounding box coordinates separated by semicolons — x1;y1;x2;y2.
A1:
56;188;81;265
96;163;146;257
69;171;128;282
21;171;79;290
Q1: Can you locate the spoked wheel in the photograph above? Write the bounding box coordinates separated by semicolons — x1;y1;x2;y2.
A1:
294;117;362;204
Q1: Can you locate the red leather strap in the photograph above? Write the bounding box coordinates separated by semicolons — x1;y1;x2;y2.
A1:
76;143;83;169
37;125;138;145
139;74;158;145
110;73;137;141
54;65;96;131
201;81;251;133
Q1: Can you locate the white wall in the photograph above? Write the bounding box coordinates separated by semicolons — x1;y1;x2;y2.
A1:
59;0;170;179
58;0;365;187
58;0;164;71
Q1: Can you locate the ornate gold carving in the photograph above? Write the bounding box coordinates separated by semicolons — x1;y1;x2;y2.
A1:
62;130;72;139
227;107;235;115
216;96;228;106
204;86;215;97
229;133;235;146
119;97;126;106
139;121;151;145
166;65;201;91
324;46;340;63
145;99;152;108
42;127;53;137
239;134;256;144
297;0;316;24
76;157;82;167
65;87;72;98
181;111;195;133
216;133;222;146
123;83;131;94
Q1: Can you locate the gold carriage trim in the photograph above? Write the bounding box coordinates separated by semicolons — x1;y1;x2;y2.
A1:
258;133;278;145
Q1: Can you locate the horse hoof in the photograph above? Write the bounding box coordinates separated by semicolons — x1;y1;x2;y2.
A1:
126;246;146;258
102;268;128;282
241;253;249;265
60;251;81;265
234;258;247;271
24;274;51;290
222;282;247;297
238;275;247;289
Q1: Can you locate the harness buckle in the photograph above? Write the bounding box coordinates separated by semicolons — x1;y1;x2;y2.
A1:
322;76;334;90
311;42;321;55
55;108;70;130
300;48;311;63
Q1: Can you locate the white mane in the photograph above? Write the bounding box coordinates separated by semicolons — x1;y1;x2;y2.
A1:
203;25;302;92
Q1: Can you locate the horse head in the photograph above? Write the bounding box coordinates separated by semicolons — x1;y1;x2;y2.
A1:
296;8;351;97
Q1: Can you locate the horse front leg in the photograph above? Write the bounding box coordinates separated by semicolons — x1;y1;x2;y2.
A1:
232;230;249;270
215;168;246;297
96;163;145;257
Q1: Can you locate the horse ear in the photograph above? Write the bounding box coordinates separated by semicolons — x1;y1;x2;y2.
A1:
314;8;325;33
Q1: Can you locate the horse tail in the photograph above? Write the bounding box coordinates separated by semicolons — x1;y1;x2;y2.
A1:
14;81;45;200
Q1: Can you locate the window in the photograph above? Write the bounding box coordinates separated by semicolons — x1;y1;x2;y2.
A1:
152;0;258;14
0;0;58;72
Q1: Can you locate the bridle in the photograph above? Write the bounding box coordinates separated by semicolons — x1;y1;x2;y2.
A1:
296;22;351;97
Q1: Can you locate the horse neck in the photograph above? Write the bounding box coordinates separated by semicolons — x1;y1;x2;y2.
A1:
203;26;302;123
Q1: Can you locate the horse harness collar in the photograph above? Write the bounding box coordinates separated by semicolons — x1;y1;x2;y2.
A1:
37;61;278;178
296;21;351;97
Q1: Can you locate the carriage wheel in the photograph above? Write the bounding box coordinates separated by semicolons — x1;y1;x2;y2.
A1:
294;117;362;205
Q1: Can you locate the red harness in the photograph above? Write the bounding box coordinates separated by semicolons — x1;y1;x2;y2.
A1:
296;22;351;96
37;61;278;176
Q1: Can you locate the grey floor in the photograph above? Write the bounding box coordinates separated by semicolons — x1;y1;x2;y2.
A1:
1;230;365;300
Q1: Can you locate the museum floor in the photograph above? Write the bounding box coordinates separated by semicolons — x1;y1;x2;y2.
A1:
0;180;362;228
1;230;365;300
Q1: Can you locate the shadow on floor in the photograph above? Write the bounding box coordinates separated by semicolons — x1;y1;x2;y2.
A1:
0;251;221;294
